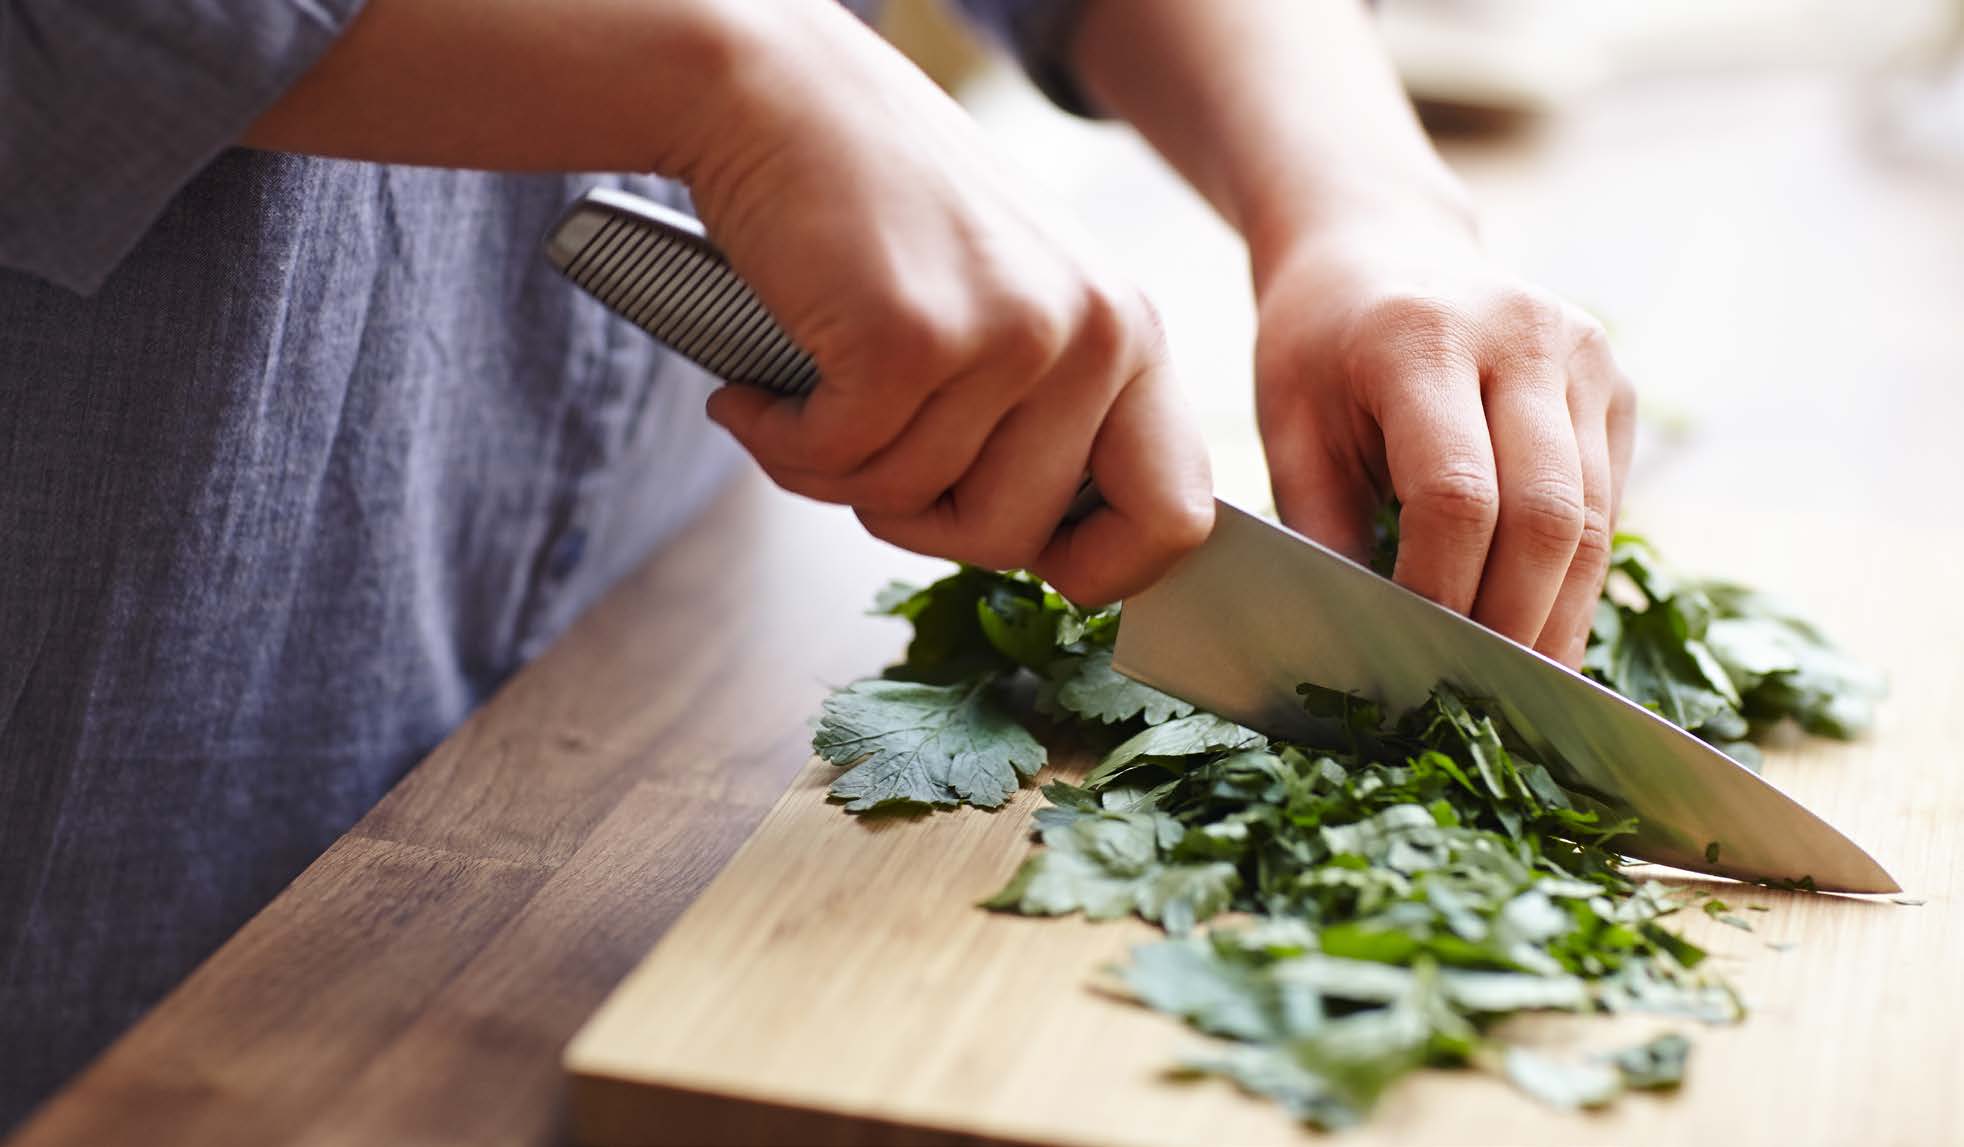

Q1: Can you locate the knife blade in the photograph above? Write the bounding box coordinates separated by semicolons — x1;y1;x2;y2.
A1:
1113;499;1898;893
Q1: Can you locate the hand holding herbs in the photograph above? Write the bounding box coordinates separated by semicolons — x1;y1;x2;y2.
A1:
811;532;1877;1128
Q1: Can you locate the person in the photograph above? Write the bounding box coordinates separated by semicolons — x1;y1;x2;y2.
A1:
0;0;1634;1127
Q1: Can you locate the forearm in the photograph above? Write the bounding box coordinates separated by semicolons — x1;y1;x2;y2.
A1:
1073;0;1475;288
243;0;790;181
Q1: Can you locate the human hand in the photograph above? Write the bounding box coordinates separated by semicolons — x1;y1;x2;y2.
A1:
1252;222;1636;666
678;4;1212;604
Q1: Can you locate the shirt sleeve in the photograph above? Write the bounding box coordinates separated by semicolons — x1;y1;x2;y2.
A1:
952;0;1099;117
0;0;369;296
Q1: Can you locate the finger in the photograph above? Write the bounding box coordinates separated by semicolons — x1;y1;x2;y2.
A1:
784;283;1122;514
1609;391;1635;516
710;282;1085;496
1031;364;1214;605
854;398;1094;571
705;378;927;478
856;314;1126;563
1376;359;1499;614
771;364;1046;515
1598;352;1637;520
1536;322;1634;666
1262;392;1381;564
1468;360;1586;645
1533;391;1615;666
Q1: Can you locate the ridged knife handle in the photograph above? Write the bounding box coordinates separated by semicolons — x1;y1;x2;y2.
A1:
545;187;1103;523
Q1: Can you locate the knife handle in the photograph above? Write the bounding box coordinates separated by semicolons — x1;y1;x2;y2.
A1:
545;188;1103;524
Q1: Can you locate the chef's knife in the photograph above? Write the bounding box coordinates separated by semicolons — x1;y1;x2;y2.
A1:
1113;501;1898;893
543;187;1103;517
548;189;1893;893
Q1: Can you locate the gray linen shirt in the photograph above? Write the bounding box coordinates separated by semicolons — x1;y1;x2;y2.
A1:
0;0;1083;1126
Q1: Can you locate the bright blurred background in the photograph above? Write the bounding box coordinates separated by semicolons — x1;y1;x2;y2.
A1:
884;0;1964;527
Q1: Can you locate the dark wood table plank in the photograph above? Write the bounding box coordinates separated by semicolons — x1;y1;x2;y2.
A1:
9;476;935;1147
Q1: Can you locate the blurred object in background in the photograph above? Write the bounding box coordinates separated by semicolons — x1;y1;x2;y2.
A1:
878;0;990;94
1377;0;1606;121
1380;0;1954;120
1871;5;1964;176
888;1;1964;141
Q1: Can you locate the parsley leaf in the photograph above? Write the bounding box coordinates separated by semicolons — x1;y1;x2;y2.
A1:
816;519;1875;1127
1583;536;1881;754
982;808;1240;933
994;678;1744;1123
1610;1031;1691;1090
1503;1047;1623;1110
817;679;1046;812
1086;713;1267;787
1047;648;1194;726
1178;957;1475;1129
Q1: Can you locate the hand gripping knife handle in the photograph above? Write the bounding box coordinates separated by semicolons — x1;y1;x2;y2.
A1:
544;187;1103;523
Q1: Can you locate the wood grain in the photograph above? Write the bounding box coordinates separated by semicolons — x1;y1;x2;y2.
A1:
7;478;939;1147
563;512;1963;1147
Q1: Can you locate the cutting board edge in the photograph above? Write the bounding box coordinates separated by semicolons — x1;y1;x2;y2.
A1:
566;1060;1125;1147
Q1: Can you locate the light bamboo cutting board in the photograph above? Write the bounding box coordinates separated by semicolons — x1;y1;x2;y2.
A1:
564;511;1963;1147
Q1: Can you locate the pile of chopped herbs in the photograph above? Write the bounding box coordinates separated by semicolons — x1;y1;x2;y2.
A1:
810;532;1877;1128
1584;538;1883;768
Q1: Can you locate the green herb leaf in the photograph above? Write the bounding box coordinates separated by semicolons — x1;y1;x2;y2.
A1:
818;529;1876;1126
1086;713;1267;788
1049;648;1194;726
983;811;1238;933
1609;1032;1691;1090
1503;1047;1622;1110
817;679;1045;812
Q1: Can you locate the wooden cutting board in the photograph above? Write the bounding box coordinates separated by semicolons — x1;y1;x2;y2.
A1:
563;511;1963;1147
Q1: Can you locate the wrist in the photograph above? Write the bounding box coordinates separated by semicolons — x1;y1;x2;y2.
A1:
640;1;776;181
1241;164;1481;296
649;1;856;184
665;1;880;199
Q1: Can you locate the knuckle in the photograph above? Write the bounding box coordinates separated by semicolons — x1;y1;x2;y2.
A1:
1489;288;1567;365
1075;280;1134;367
988;295;1070;378
1149;488;1216;555
1127;288;1169;358
1610;370;1638;416
855;300;965;380
1492;284;1564;328
1510;476;1587;556
1349;294;1474;371
1365;293;1462;342
1408;466;1501;534
1565;314;1635;405
1572;503;1614;569
1570;311;1612;354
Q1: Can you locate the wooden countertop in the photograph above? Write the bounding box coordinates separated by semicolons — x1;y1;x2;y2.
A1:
13;68;1964;1147
7;476;937;1147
